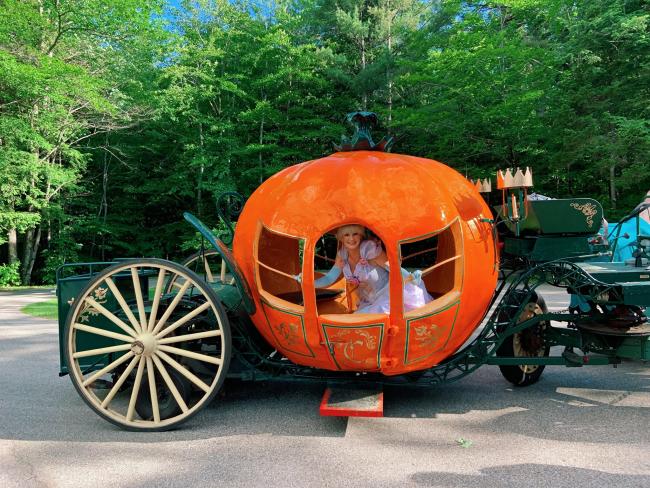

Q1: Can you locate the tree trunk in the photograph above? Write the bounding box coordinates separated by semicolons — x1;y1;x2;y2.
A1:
387;0;392;130
7;228;18;265
609;164;617;210
20;224;41;285
197;122;204;217
21;224;41;285
22;227;34;274
100;152;109;261
360;4;367;111
361;36;367;110
259;117;265;184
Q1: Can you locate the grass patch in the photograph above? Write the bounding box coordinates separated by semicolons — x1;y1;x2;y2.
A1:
0;285;54;291
21;299;58;320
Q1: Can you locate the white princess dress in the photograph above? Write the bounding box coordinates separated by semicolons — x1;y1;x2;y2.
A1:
339;240;433;314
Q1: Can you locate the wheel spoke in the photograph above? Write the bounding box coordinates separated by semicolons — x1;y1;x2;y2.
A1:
127;357;145;421
73;343;132;359
101;354;140;409
82;351;134;387
155;301;212;340
146;357;161;423
157;329;221;345
147;269;166;332
104;277;142;334
131;267;147;332
73;323;133;343
151;280;191;335
84;297;138;338
203;255;215;283
158;344;222;366
156;349;211;393
220;259;227;283
152;355;188;413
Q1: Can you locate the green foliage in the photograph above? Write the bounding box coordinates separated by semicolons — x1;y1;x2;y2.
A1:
456;437;473;448
0;262;21;287
39;225;81;284
1;0;649;281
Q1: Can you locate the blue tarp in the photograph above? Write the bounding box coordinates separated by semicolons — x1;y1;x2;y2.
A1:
607;219;650;262
569;217;650;312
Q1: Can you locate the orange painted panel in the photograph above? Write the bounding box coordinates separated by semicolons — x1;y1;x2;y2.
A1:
261;301;314;358
405;302;460;365
321;320;385;371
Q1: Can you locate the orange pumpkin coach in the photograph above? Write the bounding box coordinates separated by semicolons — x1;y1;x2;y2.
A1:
232;112;497;375
58;112;650;430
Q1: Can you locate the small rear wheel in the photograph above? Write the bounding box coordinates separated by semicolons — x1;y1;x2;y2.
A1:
497;295;549;386
65;258;231;431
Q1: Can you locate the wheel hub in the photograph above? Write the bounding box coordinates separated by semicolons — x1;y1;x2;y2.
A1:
131;333;157;357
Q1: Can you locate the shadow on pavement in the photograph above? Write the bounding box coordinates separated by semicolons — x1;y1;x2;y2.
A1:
410;463;650;487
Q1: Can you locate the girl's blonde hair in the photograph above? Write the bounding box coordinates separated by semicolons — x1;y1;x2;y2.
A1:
336;224;366;241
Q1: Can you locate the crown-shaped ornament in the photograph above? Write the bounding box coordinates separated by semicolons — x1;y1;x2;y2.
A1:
470;178;492;193
496;167;533;189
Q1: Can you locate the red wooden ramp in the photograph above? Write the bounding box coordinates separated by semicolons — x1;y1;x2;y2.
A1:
319;385;383;417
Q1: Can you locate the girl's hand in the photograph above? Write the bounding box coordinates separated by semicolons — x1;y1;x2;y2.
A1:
370;250;389;269
347;276;360;286
411;269;423;285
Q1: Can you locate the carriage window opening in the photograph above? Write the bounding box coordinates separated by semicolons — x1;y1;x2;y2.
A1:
314;225;391;316
399;220;463;316
256;226;305;308
313;231;346;315
315;234;338;271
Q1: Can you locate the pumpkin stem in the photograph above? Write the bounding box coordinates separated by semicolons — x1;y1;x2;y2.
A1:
334;111;394;153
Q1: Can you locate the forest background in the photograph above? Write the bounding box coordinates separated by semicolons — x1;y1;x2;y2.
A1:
0;0;648;285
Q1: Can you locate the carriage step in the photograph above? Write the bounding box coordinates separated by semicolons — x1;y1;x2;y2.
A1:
319;385;383;417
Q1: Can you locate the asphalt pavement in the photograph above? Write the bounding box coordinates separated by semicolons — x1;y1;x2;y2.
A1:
1;287;650;487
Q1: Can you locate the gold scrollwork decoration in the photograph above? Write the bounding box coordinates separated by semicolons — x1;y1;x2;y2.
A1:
329;330;377;364
413;323;443;349
274;321;300;346
570;202;597;227
79;286;108;323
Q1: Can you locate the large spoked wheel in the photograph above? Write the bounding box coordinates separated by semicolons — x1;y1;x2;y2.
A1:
64;258;231;431
497;295;550;387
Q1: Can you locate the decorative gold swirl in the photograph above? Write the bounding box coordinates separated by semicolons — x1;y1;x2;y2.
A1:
79;286;108;323
570;202;597;227
274;321;299;346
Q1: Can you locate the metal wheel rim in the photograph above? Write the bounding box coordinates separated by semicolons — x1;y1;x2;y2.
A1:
513;302;546;375
65;260;229;430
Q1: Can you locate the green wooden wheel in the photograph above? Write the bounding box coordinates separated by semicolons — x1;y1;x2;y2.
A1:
64;258;231;431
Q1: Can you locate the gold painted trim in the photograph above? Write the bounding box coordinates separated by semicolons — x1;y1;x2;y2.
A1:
260;298;315;358
321;322;385;370
404;301;460;365
397;216;462;261
254;221;307;312
570;202;598;228
398;218;465;320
